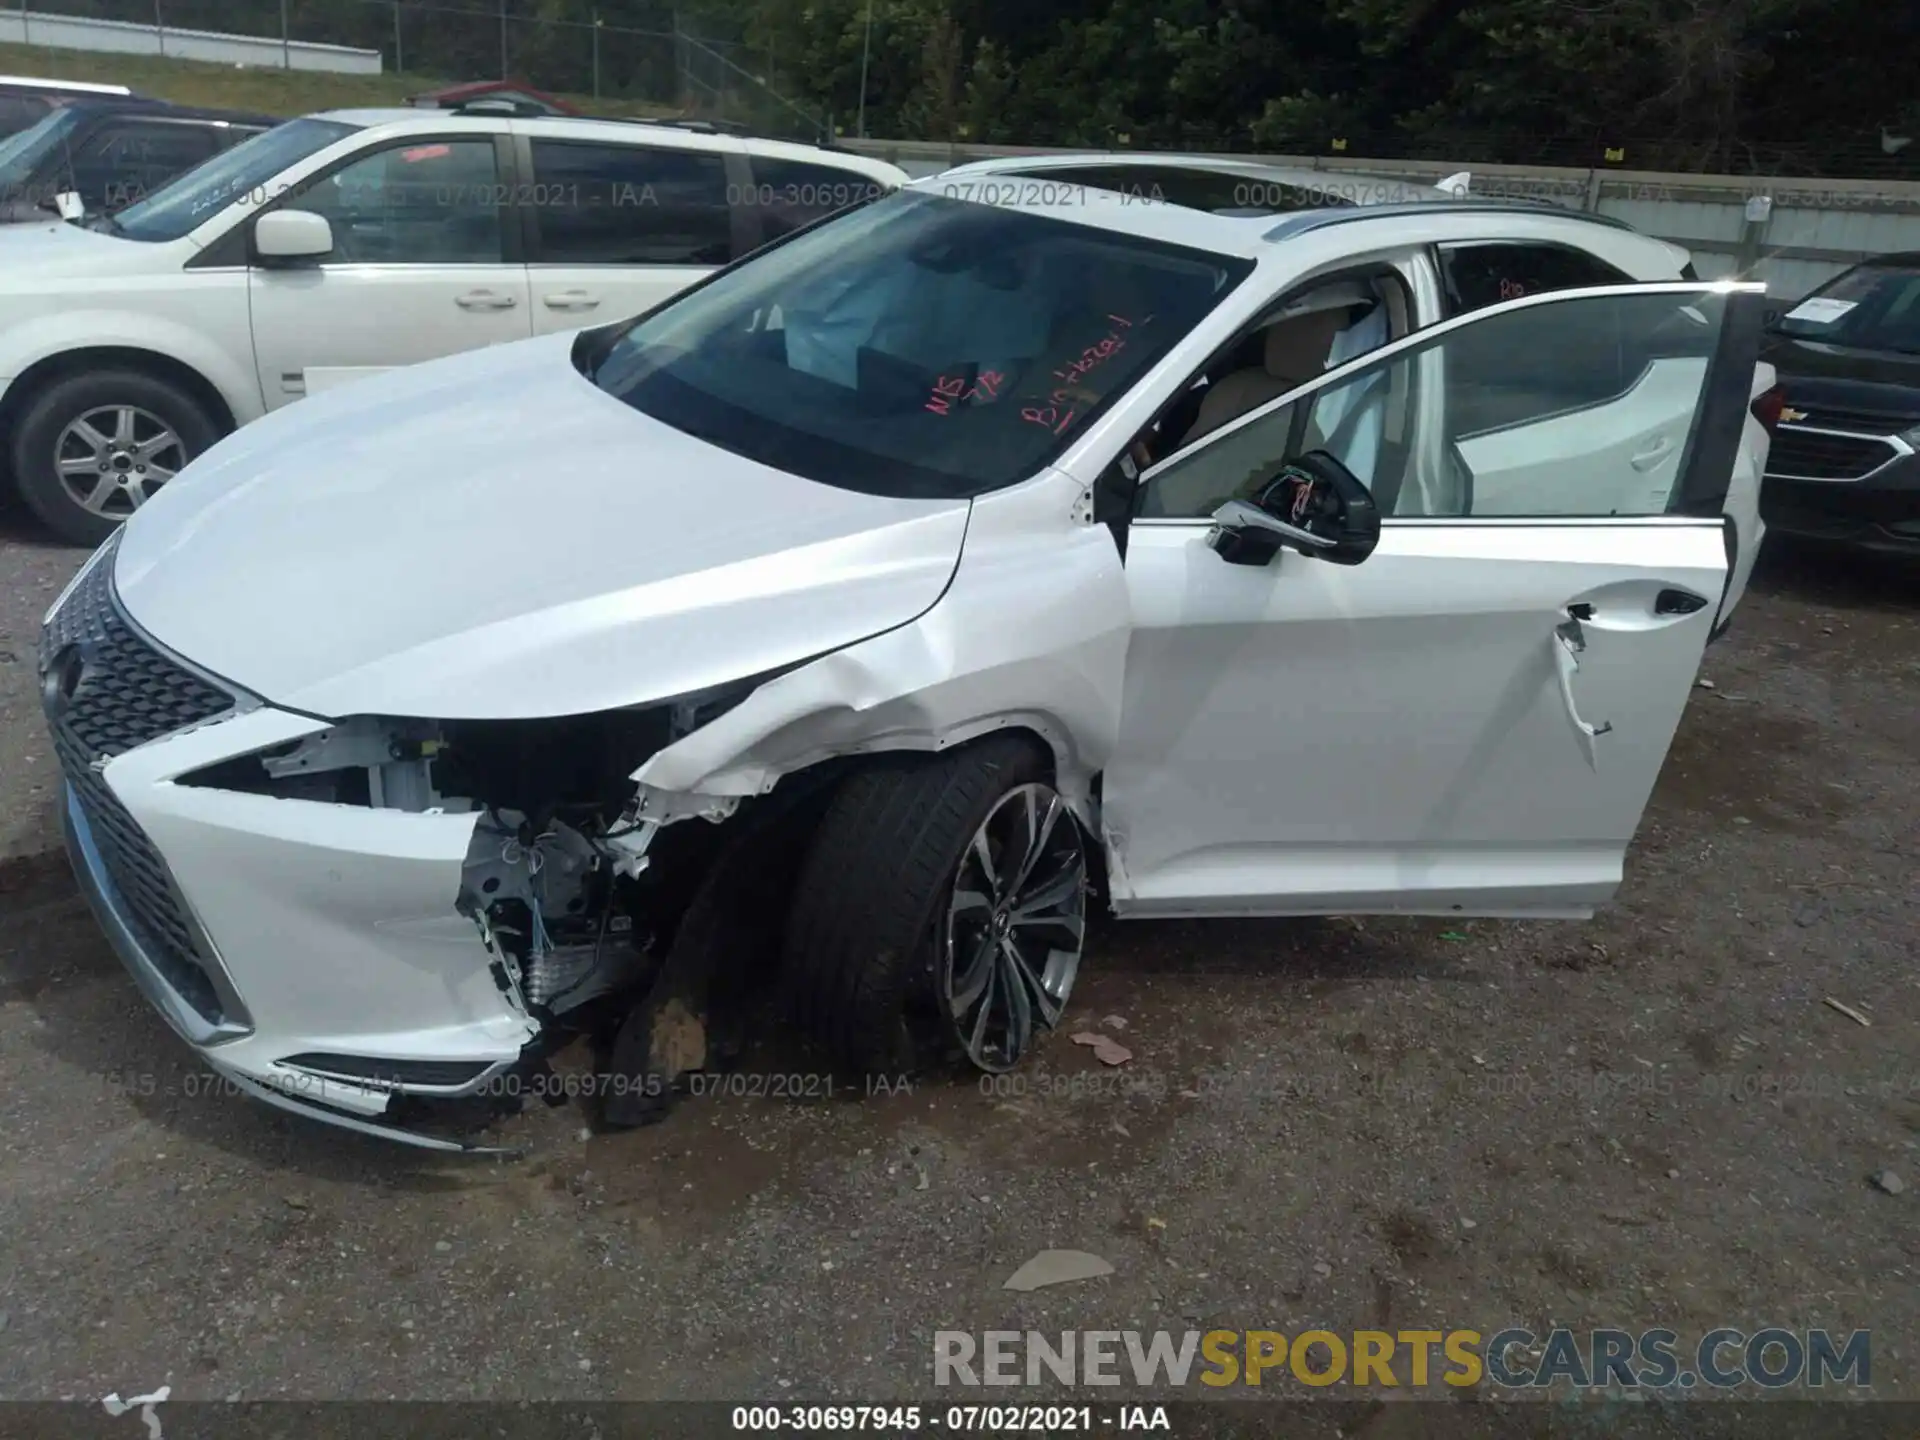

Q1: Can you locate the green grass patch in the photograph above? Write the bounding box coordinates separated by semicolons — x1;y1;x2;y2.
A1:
0;40;673;120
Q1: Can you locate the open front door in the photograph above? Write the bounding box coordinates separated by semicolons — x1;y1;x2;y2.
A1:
1104;281;1766;919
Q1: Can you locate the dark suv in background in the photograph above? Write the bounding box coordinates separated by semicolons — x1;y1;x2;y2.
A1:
1761;253;1920;556
0;76;142;138
0;98;275;223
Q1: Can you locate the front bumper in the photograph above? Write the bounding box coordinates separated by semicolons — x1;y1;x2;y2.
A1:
1761;441;1920;554
67;776;516;1153
43;552;536;1148
58;713;538;1148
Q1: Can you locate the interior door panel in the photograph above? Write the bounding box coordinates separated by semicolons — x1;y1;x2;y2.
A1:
1458;356;1709;515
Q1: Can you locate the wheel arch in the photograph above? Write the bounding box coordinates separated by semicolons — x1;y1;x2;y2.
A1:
0;345;241;443
643;703;1097;831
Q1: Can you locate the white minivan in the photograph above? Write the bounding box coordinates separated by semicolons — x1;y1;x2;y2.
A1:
0;107;906;542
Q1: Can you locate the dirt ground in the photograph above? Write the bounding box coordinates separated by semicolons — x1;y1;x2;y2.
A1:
0;515;1914;1411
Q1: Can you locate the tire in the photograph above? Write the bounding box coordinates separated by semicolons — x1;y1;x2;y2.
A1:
784;734;1090;1078
9;368;223;547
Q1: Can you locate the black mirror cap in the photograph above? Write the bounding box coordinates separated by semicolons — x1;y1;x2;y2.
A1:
1252;449;1382;566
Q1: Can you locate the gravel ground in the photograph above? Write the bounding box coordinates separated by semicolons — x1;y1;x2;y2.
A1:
0;513;68;879
0;517;1914;1408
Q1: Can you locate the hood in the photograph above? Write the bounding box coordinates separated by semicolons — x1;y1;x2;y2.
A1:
0;199;56;225
0;214;168;278
1758;334;1920;407
114;333;973;720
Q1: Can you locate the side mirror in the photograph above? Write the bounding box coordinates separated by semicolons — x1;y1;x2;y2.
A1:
254;209;334;264
1206;450;1381;568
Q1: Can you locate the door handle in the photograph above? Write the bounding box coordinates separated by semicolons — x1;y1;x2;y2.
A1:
1655;587;1708;616
455;289;518;311
1629;437;1675;472
1552;610;1612;772
542;290;602;312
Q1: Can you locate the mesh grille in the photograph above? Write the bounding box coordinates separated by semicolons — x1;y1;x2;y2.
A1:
41;549;234;758
1766;429;1899;481
41;542;237;1028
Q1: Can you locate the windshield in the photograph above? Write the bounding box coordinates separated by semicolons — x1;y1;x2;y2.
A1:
589;191;1252;498
0;106;82;204
1771;262;1920;355
109;117;358;242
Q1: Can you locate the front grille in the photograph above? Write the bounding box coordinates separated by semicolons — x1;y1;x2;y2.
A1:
1766;428;1901;481
41;540;238;1028
281;1053;494;1089
42;545;233;758
1783;404;1920;435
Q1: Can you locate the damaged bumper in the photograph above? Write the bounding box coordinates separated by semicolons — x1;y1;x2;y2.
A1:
71;707;535;1128
55;695;535;1145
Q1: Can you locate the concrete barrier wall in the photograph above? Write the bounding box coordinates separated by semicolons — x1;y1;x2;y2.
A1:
844;139;1920;301
0;8;382;75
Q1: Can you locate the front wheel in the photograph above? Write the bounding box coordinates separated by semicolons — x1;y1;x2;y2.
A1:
10;369;223;546
784;735;1090;1077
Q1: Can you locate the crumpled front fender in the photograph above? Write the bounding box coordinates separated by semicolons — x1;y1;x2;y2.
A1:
631;468;1131;826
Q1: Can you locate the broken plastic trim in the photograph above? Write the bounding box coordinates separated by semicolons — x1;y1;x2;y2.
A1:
277;1053;496;1089
213;1065;525;1155
172;672;784;815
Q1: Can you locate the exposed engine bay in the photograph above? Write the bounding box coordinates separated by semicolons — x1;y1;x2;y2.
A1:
179;697;829;1133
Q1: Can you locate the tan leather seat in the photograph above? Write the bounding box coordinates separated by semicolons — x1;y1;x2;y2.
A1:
1182;307;1348;444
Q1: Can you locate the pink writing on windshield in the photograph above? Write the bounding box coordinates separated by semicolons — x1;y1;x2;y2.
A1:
1020;405;1079;435
1053;314;1135;388
1021;314;1142;434
926;369;1006;416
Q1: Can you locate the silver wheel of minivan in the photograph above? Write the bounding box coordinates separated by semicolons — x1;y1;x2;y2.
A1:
55;404;184;517
11;368;222;547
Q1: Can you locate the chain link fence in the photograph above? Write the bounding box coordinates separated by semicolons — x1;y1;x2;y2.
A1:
8;1;1914;174
6;0;829;140
1273;130;1920;183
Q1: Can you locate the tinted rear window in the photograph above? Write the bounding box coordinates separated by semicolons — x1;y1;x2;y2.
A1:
749;156;896;241
529;140;733;265
1439;243;1635;317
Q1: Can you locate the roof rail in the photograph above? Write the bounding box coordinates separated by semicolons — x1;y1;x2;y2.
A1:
449;97;557;117
514;109;762;138
1263;198;1634;241
607;115;755;136
0;75;133;95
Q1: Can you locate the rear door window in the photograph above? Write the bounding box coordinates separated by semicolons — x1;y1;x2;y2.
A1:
1438;242;1634;317
748;156;894;241
529;139;733;265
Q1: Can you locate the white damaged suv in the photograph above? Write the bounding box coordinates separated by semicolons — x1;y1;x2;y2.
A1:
41;178;1777;1148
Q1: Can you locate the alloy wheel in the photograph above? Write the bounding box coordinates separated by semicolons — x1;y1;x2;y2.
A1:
55;405;185;518
941;782;1088;1072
